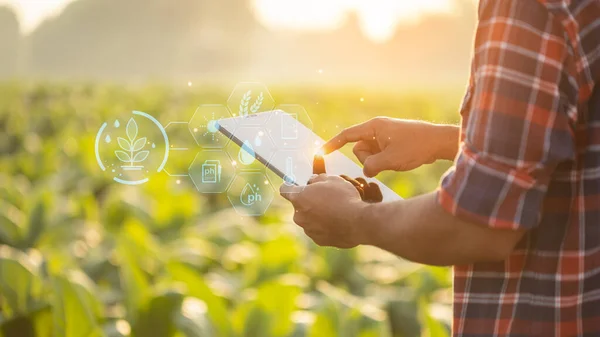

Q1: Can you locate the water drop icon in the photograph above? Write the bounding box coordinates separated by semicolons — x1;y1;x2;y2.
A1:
152;143;156;149
105;135;111;143
114;119;120;128
254;134;262;147
238;140;256;165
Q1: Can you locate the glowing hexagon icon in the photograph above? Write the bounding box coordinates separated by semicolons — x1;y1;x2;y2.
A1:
227;82;275;126
266;105;314;151
189;150;236;193
227;172;275;216
189;105;234;149
225;126;275;173
266;150;312;193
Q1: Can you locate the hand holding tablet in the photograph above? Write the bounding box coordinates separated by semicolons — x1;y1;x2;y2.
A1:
217;110;401;202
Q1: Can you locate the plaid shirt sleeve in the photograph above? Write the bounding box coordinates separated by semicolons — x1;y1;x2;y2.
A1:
438;0;578;230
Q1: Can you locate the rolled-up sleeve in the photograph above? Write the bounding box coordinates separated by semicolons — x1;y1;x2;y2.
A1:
438;0;577;230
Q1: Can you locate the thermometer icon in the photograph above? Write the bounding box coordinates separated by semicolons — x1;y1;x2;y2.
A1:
283;157;296;186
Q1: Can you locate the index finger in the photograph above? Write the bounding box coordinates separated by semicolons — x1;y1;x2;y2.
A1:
280;184;303;202
322;121;376;154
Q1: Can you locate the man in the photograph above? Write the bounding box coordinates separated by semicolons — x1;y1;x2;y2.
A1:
280;0;600;335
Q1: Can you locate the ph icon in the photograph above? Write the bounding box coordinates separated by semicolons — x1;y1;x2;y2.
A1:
240;183;262;206
201;160;222;184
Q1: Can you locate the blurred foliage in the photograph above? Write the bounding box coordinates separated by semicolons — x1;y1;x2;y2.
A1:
0;83;461;336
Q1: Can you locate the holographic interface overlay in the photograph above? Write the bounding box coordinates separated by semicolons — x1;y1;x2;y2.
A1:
93;82;314;216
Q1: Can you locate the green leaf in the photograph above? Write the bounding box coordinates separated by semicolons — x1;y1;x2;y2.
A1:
31;306;53;337
117;137;132;151
51;275;103;337
255;279;302;336
420;299;449;337
387;296;421;337
117;239;150;321
24;196;47;248
115;151;131;162
1;316;36;337
0;246;43;317
424;312;448;337
131;291;183;337
308;313;336;337
132;137;147;151
0;200;24;246
242;305;272;337
167;263;229;336
126;118;138;141
133;151;149;163
2;304;55;337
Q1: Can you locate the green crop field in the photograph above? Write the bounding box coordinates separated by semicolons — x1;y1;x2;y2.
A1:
0;83;464;337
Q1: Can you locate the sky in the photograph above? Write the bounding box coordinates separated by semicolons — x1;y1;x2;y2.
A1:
1;0;455;42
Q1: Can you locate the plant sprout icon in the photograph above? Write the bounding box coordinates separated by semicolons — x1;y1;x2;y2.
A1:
115;118;149;170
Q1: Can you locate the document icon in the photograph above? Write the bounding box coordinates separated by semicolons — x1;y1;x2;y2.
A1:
202;160;222;184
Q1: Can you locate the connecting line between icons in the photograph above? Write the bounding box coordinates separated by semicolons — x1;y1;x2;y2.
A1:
163;169;189;177
165;122;191;150
164;121;192;175
165;121;189;128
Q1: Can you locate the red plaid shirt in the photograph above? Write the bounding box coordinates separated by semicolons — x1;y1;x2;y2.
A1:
438;0;600;336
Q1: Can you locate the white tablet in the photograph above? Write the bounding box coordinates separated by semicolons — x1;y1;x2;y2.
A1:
217;111;402;202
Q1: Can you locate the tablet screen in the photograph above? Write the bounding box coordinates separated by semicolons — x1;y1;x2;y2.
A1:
218;111;401;202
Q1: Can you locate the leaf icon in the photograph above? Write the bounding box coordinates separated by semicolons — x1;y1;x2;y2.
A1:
126;118;138;141
117;137;131;151
133;137;146;151
133;151;149;163
115;151;131;162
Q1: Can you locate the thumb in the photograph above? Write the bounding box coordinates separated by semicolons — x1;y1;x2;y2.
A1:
362;153;390;178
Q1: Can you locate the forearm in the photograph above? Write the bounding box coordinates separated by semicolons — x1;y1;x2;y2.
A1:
432;124;460;161
360;192;524;266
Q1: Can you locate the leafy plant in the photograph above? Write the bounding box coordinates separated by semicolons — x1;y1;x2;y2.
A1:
0;83;456;337
115;118;149;168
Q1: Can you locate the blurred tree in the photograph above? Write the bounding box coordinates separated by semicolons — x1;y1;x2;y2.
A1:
27;0;260;80
0;6;20;79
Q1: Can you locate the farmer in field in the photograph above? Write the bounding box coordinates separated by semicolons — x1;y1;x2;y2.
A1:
281;0;600;335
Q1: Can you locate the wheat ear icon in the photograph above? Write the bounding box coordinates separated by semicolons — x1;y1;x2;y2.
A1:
239;90;264;117
250;92;263;114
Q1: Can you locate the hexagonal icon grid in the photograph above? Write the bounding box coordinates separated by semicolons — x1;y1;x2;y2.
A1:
189;150;236;194
164;121;198;176
266;150;312;193
189;104;234;149
227;172;275;216
227;82;275;125
265;106;314;150
225;126;276;173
